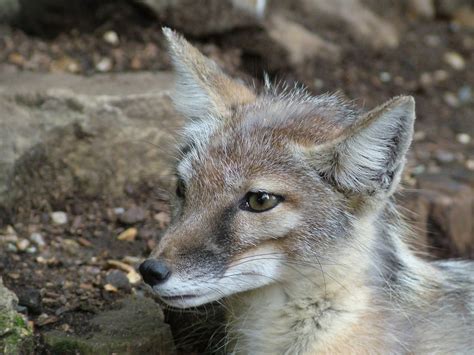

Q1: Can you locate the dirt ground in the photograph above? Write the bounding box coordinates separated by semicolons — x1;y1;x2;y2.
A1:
0;2;473;353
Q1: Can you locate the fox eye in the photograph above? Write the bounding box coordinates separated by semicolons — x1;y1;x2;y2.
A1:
176;178;186;199
242;191;282;213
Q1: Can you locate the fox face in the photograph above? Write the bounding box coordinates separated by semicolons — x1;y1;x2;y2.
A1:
139;29;415;309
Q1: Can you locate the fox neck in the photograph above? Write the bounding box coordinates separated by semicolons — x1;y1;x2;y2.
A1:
224;203;425;354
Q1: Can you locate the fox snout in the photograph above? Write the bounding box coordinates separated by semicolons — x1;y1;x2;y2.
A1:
139;259;171;287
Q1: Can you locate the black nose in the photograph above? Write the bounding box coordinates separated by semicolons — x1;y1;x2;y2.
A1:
139;259;171;286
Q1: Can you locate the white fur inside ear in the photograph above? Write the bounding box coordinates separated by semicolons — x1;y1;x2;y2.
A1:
315;97;415;194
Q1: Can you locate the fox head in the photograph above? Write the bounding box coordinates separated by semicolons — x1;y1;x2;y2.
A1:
139;29;415;308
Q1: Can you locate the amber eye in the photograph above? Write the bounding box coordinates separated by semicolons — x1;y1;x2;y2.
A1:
176;178;186;199
241;191;283;213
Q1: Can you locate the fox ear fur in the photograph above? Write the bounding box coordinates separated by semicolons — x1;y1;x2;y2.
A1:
313;96;415;197
163;28;255;120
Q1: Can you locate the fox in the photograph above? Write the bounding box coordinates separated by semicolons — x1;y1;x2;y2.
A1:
139;28;474;354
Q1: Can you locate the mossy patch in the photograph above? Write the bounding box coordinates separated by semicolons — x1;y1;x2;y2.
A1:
0;312;33;355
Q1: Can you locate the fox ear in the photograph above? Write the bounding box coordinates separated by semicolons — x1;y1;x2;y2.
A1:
162;28;255;120
314;96;415;196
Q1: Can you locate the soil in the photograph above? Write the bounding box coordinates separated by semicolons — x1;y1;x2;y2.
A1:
0;2;472;354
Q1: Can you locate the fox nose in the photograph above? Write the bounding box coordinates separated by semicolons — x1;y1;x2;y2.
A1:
139;259;171;286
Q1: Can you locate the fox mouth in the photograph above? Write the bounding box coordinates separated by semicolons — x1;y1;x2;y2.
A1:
160;294;199;301
156;291;214;308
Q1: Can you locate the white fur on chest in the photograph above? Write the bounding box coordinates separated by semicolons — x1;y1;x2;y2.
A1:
227;279;369;355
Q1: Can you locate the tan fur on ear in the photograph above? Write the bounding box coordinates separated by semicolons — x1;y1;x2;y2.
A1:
163;27;255;118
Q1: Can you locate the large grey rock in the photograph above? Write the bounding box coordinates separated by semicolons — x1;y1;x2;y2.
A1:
43;296;175;354
137;0;266;36
275;0;399;50
0;72;182;221
230;14;341;71
0;277;33;354
399;174;474;258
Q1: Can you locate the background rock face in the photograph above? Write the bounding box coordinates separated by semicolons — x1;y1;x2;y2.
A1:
0;72;181;220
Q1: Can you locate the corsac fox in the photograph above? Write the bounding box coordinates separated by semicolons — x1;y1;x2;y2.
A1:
139;29;474;354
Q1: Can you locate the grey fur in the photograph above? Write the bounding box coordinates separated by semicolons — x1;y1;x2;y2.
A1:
146;30;474;354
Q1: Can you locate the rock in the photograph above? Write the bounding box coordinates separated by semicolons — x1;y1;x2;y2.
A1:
458;85;472;103
103;30;119;45
0;71;181;220
154;211;170;229
443;51;466;70
265;15;341;68
17;288;42;315
435;0;473;18
434;149;455;164
114;207;125;215
119;206;147;225
29;232;45;248
137;0;265;36
0;277;33;354
443;92;459;107
406;0;435;19
456;133;471;144
105;270;131;291
15;238;30;252
275;0;399;50
43;296;175;354
95;57;113;72
411;175;473;258
0;0;19;22
117;227;138;241
51;211;68;225
229;14;341;71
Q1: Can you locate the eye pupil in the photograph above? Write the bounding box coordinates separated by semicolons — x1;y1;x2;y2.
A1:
257;193;269;205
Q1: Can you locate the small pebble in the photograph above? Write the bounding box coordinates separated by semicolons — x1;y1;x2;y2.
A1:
433;70;448;82
30;232;46;248
456;133;471;144
117;227;138;241
103;30;119;45
105;270;131;290
16;238;30;251
424;34;440;47
127;270;142;285
412;165;426;175
114;207;125;215
413;131;427;141
419;72;432;87
104;283;118;292
26;246;37;254
466;159;474;171
443;51;465;70
154;212;170;229
314;78;324;90
6;225;16;235
96;57;113;72
119;206;147;225
458;85;472;103
51;211;68;225
7;243;17;252
379;72;391;82
443;92;459;107
434;150;455;164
